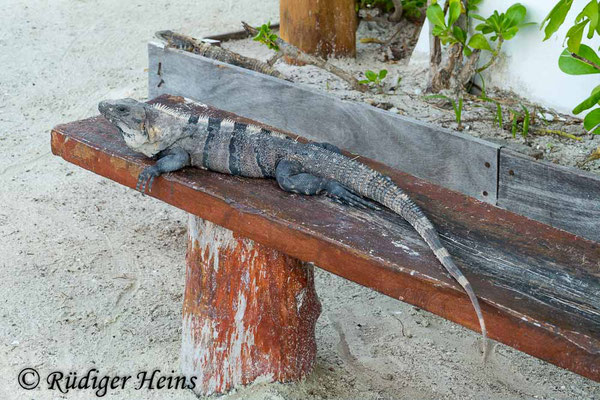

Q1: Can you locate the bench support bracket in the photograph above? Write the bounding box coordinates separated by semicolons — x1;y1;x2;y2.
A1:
181;215;322;395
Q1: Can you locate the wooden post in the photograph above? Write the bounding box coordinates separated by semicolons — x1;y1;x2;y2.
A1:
181;216;321;395
280;0;357;59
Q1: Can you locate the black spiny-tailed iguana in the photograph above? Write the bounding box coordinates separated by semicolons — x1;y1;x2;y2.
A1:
98;98;487;351
155;30;286;80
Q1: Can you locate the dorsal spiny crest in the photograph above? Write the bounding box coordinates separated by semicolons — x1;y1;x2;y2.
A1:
151;103;193;120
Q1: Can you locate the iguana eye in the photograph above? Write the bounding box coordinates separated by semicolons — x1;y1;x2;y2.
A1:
117;105;128;113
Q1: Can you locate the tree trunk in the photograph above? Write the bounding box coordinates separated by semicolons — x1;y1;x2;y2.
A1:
427;0;471;93
181;216;321;396
280;0;357;59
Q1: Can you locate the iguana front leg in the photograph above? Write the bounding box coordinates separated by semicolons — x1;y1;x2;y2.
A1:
136;147;191;194
275;160;378;210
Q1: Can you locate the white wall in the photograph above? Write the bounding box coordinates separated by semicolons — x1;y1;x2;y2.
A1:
410;0;600;115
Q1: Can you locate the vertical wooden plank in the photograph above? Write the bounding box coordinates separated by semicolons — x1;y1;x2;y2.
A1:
280;0;357;58
498;149;600;242
182;216;321;395
148;43;500;204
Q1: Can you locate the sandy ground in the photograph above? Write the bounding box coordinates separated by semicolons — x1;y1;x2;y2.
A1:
0;1;599;399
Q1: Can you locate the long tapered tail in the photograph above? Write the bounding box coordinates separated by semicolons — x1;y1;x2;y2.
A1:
307;151;488;350
380;184;488;349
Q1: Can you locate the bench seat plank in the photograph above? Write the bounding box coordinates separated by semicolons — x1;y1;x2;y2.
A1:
50;95;600;381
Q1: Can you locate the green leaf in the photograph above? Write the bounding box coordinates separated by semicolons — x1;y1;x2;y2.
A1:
505;3;527;27
358;79;370;84
468;33;492;51
448;0;462;26
521;105;530;137
453;26;467;44
426;3;446;28
584;108;600;133
573;85;600;114
463;46;473;56
365;70;377;81
511;110;519;137
566;20;590;53
558;45;600;75
503;26;520;40
432;25;446;36
476;24;494;34
541;0;574;40
470;14;486;22
378;69;388;79
455;97;463;126
518;22;538;28
577;0;600;38
467;0;484;13
495;102;503;128
424;94;453;104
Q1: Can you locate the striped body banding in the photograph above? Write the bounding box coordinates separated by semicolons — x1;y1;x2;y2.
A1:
100;98;488;353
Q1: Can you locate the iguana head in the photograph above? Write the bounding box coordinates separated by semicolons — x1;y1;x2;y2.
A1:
98;98;191;157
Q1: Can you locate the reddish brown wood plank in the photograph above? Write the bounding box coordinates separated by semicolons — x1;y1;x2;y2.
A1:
280;0;357;58
183;217;320;395
50;95;600;382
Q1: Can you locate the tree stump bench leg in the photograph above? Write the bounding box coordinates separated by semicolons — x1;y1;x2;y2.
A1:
181;215;322;396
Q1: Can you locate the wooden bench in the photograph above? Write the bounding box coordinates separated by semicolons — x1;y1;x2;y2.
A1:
50;95;600;394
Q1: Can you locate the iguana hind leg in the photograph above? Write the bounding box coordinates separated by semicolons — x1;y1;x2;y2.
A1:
275;160;378;210
136;147;190;194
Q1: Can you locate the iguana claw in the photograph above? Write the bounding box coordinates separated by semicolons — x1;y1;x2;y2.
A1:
325;181;380;211
136;166;160;194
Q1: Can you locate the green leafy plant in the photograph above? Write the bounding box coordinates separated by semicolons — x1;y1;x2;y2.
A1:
427;1;534;73
467;0;484;13
469;72;503;128
426;0;467;47
541;0;599;52
403;0;427;19
470;4;536;72
541;0;600;134
521;104;530;137
252;21;279;51
425;94;464;130
425;1;534;93
359;69;388;91
480;96;503;128
508;104;530;138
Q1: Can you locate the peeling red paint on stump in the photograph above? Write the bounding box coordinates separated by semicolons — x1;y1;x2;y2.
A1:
182;216;321;395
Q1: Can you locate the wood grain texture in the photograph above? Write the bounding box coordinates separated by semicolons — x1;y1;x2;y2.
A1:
147;42;499;204
498;149;600;242
280;0;357;58
51;96;600;381
182;217;320;395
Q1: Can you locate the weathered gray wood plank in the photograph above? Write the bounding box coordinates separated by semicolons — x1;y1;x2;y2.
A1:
498;149;600;242
147;42;499;204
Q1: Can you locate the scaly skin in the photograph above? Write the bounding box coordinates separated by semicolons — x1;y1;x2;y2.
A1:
98;98;488;354
155;30;287;80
